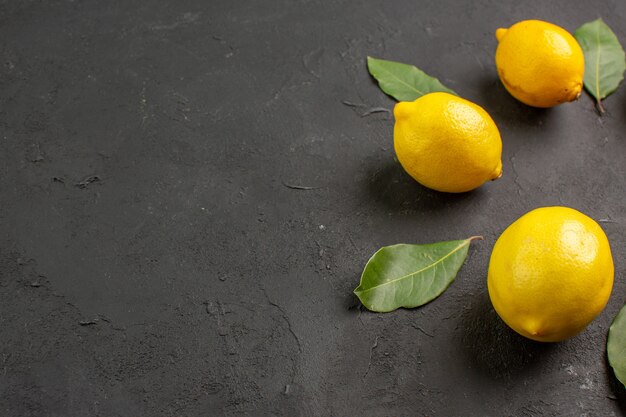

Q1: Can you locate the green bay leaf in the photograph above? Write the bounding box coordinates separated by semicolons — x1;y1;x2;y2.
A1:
367;56;457;102
608;303;626;387
574;19;626;113
354;237;479;313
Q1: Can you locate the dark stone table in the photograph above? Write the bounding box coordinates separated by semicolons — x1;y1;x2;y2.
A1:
2;0;626;415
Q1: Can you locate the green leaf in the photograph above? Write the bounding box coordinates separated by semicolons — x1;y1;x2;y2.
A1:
608;303;626;387
366;56;457;102
354;237;480;313
574;19;626;113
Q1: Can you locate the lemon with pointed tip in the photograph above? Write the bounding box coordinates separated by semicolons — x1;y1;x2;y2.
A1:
495;20;584;107
393;92;502;193
488;207;614;342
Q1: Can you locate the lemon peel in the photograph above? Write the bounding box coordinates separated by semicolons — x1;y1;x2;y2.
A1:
495;20;584;107
393;92;502;193
488;207;614;342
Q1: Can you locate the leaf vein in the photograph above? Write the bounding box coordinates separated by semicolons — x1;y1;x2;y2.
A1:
356;240;469;294
595;24;602;99
376;66;426;96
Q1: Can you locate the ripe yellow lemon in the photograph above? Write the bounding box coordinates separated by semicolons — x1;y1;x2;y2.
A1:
495;20;584;107
393;92;502;193
488;207;614;342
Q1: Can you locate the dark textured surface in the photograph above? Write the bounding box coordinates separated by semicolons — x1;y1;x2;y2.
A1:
2;0;626;416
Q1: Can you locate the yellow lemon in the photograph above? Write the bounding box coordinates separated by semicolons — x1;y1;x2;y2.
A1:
393;92;502;193
488;207;614;342
495;20;584;107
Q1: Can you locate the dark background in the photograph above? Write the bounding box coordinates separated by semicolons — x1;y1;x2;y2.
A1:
1;0;626;416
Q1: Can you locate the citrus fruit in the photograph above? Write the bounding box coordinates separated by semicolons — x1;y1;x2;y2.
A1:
488;206;614;342
495;20;585;107
393;92;502;193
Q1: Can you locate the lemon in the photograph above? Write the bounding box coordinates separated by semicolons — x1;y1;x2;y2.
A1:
488;207;614;342
393;92;502;193
495;20;585;108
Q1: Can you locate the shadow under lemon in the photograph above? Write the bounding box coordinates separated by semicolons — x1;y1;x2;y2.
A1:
458;291;559;380
364;157;487;214
470;72;557;129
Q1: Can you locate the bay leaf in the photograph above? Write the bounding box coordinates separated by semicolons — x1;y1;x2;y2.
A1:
354;237;480;313
367;56;457;102
574;19;626;113
607;303;626;387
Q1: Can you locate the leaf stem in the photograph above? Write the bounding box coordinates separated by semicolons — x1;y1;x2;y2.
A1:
468;235;484;242
596;97;606;115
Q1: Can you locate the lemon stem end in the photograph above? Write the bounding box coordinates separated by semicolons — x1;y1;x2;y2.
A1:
495;28;508;42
